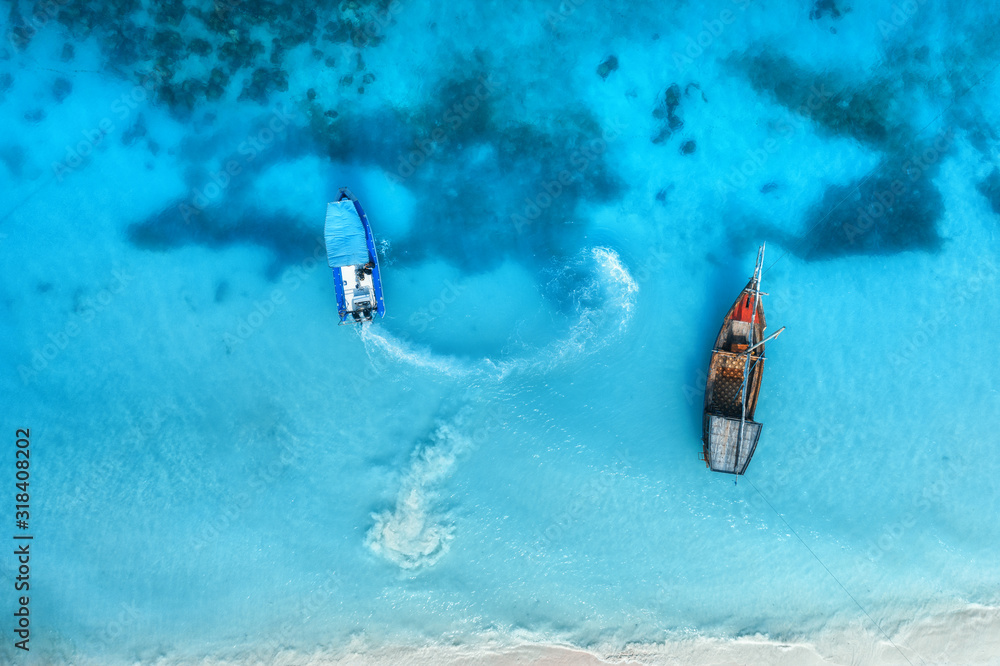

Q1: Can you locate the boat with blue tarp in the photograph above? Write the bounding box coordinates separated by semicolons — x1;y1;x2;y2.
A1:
325;187;386;324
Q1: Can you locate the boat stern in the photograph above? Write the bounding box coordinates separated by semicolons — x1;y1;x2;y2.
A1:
336;263;379;324
704;414;762;475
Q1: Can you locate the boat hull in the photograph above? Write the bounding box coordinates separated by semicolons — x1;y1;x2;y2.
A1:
702;278;767;475
330;188;386;324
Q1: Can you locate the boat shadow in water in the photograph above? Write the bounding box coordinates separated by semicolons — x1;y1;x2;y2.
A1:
681;256;752;446
127;205;317;280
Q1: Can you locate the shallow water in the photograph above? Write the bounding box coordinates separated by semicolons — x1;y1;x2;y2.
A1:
2;0;999;663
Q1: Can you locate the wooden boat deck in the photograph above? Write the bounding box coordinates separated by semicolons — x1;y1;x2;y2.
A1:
707;353;760;418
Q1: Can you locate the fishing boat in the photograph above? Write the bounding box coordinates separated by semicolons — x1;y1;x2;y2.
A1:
325;187;386;324
701;244;784;476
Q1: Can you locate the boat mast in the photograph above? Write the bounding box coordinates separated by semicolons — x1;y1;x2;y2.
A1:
735;243;765;479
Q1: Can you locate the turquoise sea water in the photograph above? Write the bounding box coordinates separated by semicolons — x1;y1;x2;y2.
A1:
2;0;1000;663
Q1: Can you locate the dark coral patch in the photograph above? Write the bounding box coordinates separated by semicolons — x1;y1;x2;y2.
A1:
597;55;618;80
735;52;895;150
218;39;266;74
652;83;684;144
188;38;213;57
151;30;185;59
239;67;289;104
102;21;149;67
977;168;1000;216
269;39;286;65
685;82;707;102
154;0;186;26
0;72;12;103
809;0;844;20
204;68;230;102
389;74;622;270
0;145;26;177
734;50;951;260
33;0;392;121
121;115;148;146
214;280;230;303
158;79;206;116
297;60;624;272
6;3;34;50
53;77;73;103
788;167;943;260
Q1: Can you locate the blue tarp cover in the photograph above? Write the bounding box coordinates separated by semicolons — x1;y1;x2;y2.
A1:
325;200;370;267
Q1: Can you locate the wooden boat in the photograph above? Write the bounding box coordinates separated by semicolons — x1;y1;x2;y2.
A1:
701;244;784;476
325;187;386;324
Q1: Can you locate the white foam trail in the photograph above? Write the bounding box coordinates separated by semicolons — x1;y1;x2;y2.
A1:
366;420;474;569
358;246;639;381
591;246;639;332
359;325;472;377
489;246;640;378
377;238;393;265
